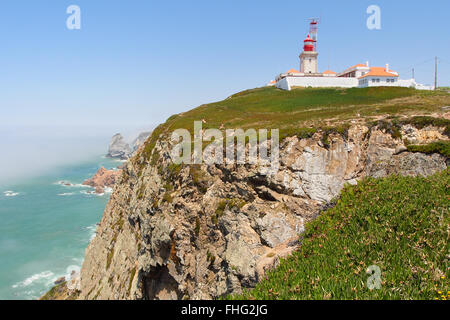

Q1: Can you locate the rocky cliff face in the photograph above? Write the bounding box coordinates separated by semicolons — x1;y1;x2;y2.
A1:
76;119;448;300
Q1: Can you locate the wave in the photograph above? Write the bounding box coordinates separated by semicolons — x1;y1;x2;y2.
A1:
12;270;54;289
80;190;96;196
80;190;107;197
86;224;98;241
55;180;90;188
57;192;75;196
3;191;20;197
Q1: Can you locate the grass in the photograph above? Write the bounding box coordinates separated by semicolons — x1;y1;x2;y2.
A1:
398;116;450;137
211;198;246;225
407;141;450;158
368;116;450;141
189;165;209;193
40;282;79;300
135;87;450;168
229;169;449;300
161;86;448;134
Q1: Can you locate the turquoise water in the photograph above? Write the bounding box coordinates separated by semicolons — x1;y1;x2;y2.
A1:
0;156;121;300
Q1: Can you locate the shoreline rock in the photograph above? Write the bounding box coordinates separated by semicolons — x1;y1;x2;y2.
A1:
82;167;122;194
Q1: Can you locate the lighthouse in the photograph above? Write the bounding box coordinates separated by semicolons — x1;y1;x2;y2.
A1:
300;20;319;74
300;34;318;74
271;19;434;91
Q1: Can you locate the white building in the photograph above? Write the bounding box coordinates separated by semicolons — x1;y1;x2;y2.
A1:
271;23;434;91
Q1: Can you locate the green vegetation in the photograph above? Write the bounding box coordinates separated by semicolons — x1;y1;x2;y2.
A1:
159;87;448;135
106;248;114;270
321;124;350;148
407;141;450;158
207;250;216;265
372;119;403;140
135;87;450;166
127;268;137;294
162;191;174;203
398;116;450;137
40;282;80;300
194;217;201;237
229;170;449;300
369;116;450;140
189;165;209;193
137;184;146;200
40;283;64;300
212;198;246;225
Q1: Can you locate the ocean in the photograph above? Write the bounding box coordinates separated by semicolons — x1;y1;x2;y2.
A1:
0;155;121;300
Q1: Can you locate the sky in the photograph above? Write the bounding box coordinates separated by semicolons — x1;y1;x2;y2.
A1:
0;0;449;128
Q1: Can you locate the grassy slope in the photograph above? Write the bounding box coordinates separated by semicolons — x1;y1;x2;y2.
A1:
163;86;450;134
136;87;450;170
229;170;449;300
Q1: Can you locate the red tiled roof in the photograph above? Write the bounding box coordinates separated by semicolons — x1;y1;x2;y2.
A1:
359;67;398;79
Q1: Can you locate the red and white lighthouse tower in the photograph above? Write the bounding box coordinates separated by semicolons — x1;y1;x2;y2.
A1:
300;20;319;74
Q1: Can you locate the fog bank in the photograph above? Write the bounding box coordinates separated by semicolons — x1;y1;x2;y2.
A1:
0;125;153;186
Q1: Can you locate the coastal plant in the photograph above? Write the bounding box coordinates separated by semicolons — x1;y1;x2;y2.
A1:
229;169;450;300
407;141;450;158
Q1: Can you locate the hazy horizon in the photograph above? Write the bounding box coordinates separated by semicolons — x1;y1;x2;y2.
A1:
0;124;155;186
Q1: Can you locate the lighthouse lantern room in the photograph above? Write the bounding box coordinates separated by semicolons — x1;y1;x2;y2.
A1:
299;21;319;74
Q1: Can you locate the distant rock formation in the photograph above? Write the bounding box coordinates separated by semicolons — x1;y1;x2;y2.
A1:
82;167;122;194
132;132;151;153
107;134;132;160
106;132;152;160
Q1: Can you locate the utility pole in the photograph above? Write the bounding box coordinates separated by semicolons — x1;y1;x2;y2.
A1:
412;68;415;80
435;56;438;90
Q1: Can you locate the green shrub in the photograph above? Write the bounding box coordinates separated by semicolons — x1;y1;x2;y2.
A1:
407;141;450;158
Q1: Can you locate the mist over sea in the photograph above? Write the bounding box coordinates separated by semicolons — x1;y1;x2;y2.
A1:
0;125;140;299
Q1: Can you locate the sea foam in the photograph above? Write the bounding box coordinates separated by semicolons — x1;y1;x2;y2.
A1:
57;192;75;196
3;191;20;197
12;270;54;288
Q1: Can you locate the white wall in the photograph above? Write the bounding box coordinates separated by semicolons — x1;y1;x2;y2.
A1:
360;77;435;90
275;76;433;91
300;53;318;74
276;77;291;90
277;76;358;90
358;76;399;88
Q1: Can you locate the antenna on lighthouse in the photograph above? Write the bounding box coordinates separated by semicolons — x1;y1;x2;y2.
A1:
307;18;320;51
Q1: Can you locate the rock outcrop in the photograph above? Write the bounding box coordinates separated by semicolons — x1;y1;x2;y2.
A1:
83;167;122;194
74;119;448;300
106;132;152;160
132;132;152;153
107;134;132;160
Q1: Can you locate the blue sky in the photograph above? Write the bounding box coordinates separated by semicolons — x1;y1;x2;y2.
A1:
1;0;449;128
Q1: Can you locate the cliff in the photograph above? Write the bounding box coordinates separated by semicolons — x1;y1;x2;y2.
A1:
60;87;450;300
